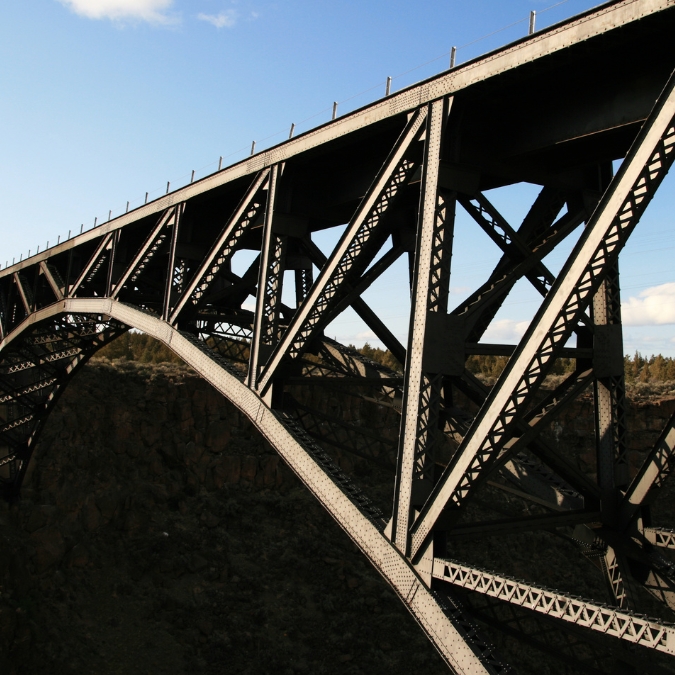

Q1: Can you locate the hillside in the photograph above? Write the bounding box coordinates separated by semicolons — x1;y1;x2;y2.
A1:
1;354;675;674
0;361;448;675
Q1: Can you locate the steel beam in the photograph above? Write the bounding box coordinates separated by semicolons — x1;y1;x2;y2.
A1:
169;169;270;323
111;207;175;299
593;262;629;517
458;193;555;297
620;408;675;524
599;545;638;609
256;108;427;394
433;557;675;655
0;377;57;405
162;203;184;321
248;165;283;390
39;262;64;301
452;205;586;343
393;97;454;552
644;527;675;549
294;266;313;308
13;273;32;315
300;238;407;364
498;452;584;512
411;67;675;558
453;366;600;502
446;510;600;540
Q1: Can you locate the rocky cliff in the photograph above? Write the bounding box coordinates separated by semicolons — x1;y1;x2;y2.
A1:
0;361;448;675
2;361;675;674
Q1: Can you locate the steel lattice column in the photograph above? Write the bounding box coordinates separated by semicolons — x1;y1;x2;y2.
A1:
163;203;185;321
249;165;286;392
393;97;457;553
591;257;637;608
294;266;313;308
593;263;630;505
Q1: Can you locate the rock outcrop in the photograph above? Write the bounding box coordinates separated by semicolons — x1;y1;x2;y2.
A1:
0;361;447;675
2;360;675;674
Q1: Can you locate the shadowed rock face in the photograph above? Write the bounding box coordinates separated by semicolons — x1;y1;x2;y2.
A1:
2;360;675;675
524;381;675;488
0;361;448;675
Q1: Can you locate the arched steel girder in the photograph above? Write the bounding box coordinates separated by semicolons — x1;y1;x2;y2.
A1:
0;310;127;499
0;298;507;675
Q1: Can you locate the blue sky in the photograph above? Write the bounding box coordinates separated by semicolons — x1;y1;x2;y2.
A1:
2;0;674;356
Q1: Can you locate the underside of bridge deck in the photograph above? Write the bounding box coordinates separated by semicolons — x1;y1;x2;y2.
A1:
3;1;675;673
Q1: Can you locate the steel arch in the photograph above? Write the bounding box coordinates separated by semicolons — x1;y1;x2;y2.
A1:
0;298;506;674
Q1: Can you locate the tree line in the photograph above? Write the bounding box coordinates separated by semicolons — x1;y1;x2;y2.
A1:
464;352;675;383
96;334;675;383
96;332;183;364
352;343;675;384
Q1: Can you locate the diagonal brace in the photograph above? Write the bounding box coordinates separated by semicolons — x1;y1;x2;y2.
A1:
256;107;428;394
410;68;675;558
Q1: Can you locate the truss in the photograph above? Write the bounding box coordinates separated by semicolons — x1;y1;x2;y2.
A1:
3;3;675;673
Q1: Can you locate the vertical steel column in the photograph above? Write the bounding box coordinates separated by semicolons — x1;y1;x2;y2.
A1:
393;97;455;553
248;165;286;391
593;263;630;506
162;204;184;322
0;282;8;341
64;249;73;302
294;266;313;308
0;276;15;340
593;260;635;607
105;231;119;297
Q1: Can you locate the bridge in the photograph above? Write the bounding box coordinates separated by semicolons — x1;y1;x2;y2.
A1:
2;1;675;672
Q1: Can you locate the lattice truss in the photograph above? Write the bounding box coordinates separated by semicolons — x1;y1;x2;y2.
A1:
3;6;675;672
0;314;126;497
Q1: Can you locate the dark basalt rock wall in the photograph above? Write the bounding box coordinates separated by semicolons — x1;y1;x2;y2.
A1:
0;362;447;675
1;361;674;674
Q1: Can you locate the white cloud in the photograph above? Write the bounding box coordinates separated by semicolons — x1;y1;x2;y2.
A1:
482;319;530;343
356;330;377;341
57;0;176;24
622;283;675;326
197;10;237;28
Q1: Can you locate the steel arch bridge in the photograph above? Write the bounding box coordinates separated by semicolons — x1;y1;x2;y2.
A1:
3;1;675;672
